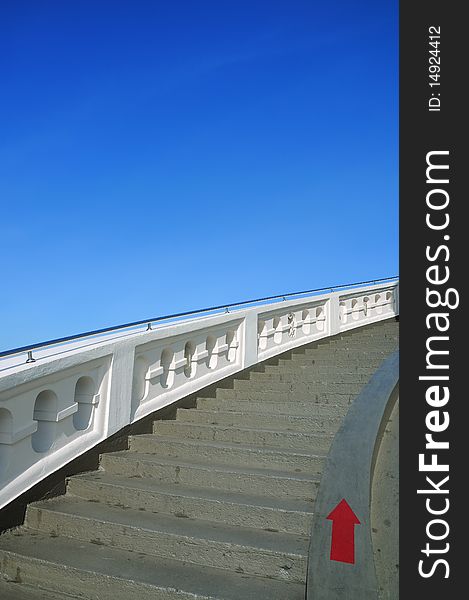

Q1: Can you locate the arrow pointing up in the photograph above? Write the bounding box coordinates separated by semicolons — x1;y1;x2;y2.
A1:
326;499;361;564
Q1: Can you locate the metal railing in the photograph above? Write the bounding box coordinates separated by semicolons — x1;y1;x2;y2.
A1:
0;276;398;364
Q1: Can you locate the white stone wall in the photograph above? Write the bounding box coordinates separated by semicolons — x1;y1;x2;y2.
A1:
0;281;399;510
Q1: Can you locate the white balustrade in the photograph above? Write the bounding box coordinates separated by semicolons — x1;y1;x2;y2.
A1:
256;298;328;361
338;283;398;331
0;281;398;510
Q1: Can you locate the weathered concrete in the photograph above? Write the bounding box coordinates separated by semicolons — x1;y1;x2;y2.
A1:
152;421;334;452
262;364;377;375
128;434;327;473
199;393;359;407
0;318;398;599
66;472;315;534
0;282;399;513
26;496;309;582
196;397;349;416
248;371;374;383
100;451;320;499
371;399;399;600
0;580;70;600
175;406;343;433
306;351;399;600
231;380;365;394
279;357;385;368
0;532;306;600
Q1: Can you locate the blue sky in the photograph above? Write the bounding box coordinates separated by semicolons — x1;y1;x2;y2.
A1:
0;1;398;351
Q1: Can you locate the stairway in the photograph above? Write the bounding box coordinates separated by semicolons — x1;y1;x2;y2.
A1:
0;319;398;600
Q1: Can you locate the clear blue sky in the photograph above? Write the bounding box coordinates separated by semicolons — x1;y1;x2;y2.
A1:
0;1;398;351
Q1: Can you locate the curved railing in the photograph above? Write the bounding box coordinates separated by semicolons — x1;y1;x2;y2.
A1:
0;276;398;366
0;279;399;510
306;351;399;600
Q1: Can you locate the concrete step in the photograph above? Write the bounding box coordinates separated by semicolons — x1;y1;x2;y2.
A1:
100;451;320;500
312;334;399;351
0;580;73;600
26;496;309;583
196;397;350;418
333;339;396;349
263;364;381;376
247;371;372;384
130;434;324;475
289;350;390;361
342;319;397;328
341;323;398;332
260;364;376;375
176;407;343;434
339;331;398;340
328;340;398;348
229;380;364;395
128;435;326;474
308;344;397;355
278;357;384;368
0;317;398;600
317;329;398;339
261;345;383;365
329;329;398;338
67;472;314;535
0;531;305;600
303;345;397;356
299;341;394;350
153;421;333;452
212;389;358;404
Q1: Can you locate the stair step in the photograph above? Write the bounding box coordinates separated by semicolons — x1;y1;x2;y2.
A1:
196;397;350;417
100;451;320;500
25;496;308;582
303;346;396;357
153;421;333;452
67;472;314;534
0;580;73;600
290;350;389;361
0;318;398;600
278;357;384;367
247;371;372;384
229;381;364;395
314;339;398;349
335;329;398;338
260;364;375;375
339;322;398;332
0;531;305;600
320;330;397;338
176;407;342;433
212;389;358;403
128;435;326;474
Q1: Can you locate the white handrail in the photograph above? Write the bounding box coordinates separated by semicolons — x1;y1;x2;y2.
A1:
0;280;399;510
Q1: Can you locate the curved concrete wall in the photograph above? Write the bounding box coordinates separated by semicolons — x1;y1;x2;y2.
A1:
371;398;399;599
306;351;399;600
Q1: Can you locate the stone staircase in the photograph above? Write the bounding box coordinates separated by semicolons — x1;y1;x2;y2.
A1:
0;319;398;600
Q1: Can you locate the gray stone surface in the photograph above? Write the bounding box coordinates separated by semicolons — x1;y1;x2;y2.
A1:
25;496;309;582
0;532;306;600
371;399;399;600
0;318;398;599
127;434;327;473
306;351;399;600
176;406;343;432
100;451;320;499
152;420;334;451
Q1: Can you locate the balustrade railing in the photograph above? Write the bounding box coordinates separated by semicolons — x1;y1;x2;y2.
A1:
0;278;398;510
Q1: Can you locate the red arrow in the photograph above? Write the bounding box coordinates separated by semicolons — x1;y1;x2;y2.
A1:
326;499;361;564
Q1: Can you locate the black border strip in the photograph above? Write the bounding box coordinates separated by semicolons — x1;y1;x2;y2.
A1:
400;1;464;595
